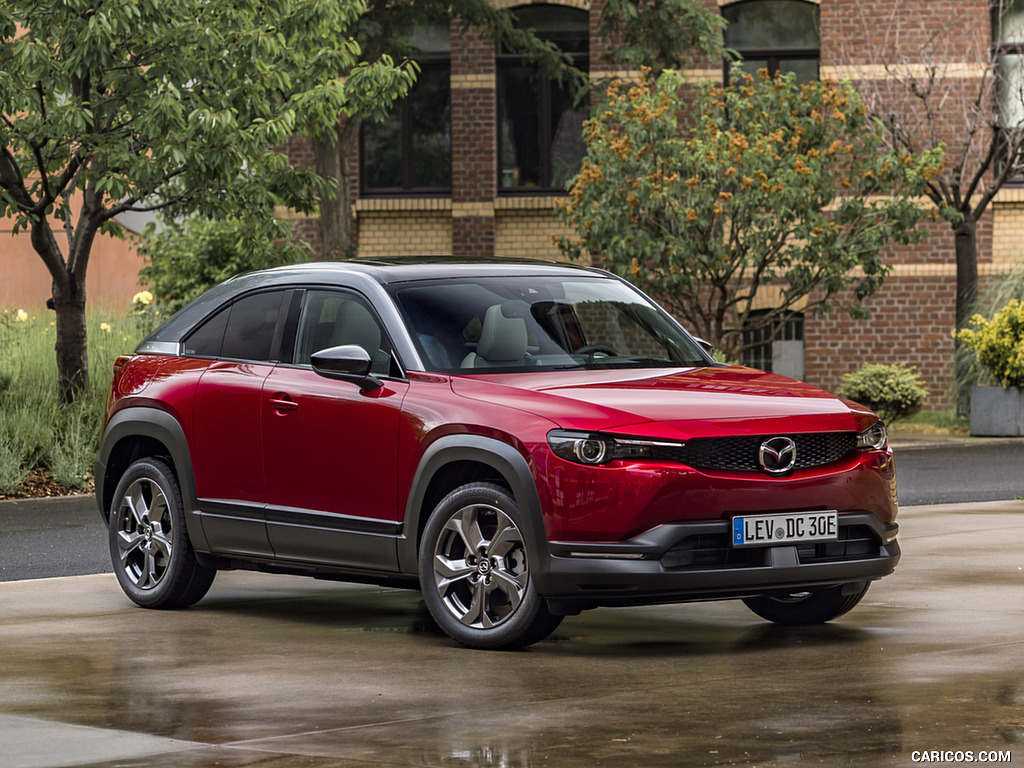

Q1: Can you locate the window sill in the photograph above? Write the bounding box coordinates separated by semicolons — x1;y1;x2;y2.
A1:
355;198;453;213
494;195;568;211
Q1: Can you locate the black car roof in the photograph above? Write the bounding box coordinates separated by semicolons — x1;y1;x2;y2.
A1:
138;258;613;347
256;257;606;285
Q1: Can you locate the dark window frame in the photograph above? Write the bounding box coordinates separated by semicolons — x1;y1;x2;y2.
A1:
740;310;804;373
992;2;1024;181
721;0;821;84
496;6;589;195
359;56;452;197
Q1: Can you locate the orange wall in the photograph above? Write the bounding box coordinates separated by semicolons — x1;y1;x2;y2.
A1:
0;227;145;312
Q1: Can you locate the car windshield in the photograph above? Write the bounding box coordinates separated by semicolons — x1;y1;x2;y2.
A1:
390;275;709;373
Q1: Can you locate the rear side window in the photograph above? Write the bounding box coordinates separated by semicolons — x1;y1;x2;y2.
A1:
183;291;286;361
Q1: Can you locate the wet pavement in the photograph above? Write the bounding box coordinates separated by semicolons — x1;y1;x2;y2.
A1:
1;500;1023;767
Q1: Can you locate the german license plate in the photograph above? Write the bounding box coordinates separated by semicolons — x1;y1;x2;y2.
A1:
732;511;838;548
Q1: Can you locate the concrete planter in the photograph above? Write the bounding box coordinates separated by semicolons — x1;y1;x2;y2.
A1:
970;385;1024;436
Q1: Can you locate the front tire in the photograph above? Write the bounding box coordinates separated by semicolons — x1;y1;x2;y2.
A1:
742;582;870;626
419;482;562;650
108;458;216;609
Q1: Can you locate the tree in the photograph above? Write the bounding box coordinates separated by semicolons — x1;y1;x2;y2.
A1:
837;1;1024;332
0;0;414;402
313;0;725;258
557;69;943;360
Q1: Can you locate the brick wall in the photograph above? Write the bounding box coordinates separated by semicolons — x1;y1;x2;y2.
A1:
450;21;498;258
495;197;578;260
805;274;956;405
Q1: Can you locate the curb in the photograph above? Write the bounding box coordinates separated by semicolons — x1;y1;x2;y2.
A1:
890;435;1024;451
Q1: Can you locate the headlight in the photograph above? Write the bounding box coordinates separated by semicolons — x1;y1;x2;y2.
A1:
856;421;888;450
547;430;684;466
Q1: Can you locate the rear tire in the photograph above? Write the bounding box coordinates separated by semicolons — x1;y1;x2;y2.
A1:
108;458;216;609
742;583;870;626
419;482;562;650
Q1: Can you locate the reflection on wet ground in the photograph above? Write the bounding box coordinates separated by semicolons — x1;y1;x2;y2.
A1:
1;501;1023;767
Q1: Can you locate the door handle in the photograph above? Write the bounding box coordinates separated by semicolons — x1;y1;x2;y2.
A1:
269;395;298;412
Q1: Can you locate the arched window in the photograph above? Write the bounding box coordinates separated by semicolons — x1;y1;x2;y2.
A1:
723;0;820;83
361;23;452;194
497;5;589;192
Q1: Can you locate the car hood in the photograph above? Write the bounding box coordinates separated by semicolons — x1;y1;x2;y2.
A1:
451;366;877;440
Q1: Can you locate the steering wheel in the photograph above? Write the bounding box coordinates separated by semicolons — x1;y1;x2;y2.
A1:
573;344;617;360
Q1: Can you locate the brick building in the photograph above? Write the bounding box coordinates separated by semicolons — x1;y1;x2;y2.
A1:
5;1;1011;406
278;0;1024;409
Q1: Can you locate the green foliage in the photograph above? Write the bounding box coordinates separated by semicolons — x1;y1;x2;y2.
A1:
0;0;415;401
0;307;151;494
952;266;1024;413
0;0;415;223
836;363;929;425
955;299;1024;389
557;68;944;360
597;0;725;74
138;217;311;315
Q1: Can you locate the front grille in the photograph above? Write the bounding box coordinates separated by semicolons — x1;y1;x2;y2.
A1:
661;524;878;570
652;432;857;473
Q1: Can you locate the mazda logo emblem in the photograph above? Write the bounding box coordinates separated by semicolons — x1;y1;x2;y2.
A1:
759;436;797;475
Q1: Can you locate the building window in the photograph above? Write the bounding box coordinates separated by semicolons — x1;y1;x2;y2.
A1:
723;0;820;83
994;0;1024;174
361;24;451;194
497;6;589;193
741;311;804;379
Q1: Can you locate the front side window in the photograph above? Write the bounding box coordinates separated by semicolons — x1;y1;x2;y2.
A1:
294;290;394;376
391;276;708;373
498;6;589;192
361;23;452;194
723;0;820;83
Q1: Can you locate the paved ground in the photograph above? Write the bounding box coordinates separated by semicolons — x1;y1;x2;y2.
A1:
1;499;1022;767
0;496;109;582
890;436;1024;505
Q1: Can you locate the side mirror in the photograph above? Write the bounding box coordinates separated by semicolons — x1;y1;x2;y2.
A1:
311;345;383;392
694;337;714;355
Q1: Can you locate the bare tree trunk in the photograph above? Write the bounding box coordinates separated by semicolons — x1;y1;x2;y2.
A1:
51;280;89;404
313;118;362;259
30;219;89;404
954;218;979;330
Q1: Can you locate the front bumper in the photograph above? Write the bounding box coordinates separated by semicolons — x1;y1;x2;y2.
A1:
536;512;899;612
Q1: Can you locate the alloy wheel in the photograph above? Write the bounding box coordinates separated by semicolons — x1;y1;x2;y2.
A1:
114;476;174;590
430;502;529;629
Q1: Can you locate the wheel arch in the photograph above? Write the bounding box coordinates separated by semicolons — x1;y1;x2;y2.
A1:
397;435;550;586
95;407;209;552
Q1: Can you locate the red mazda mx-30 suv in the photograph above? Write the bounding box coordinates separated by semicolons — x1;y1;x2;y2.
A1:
95;259;899;649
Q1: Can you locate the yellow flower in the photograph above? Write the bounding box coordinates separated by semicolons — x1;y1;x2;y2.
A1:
133;290;154;306
100;322;112;334
15;309;28;322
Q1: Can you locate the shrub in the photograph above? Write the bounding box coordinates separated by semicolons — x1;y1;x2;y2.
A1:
955;299;1024;389
836;363;929;424
137;216;311;315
